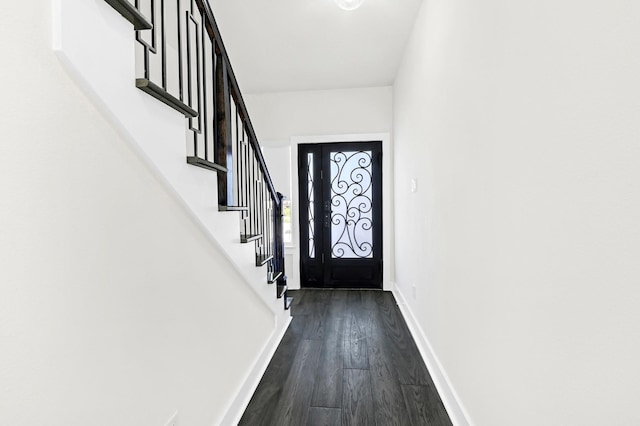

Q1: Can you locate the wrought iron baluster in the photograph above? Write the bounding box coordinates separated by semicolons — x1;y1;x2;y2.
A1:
256;151;262;251
201;9;209;163
239;123;245;208
234;105;241;205
250;144;257;237
268;196;273;259
135;0;156;80
241;129;248;235
260;178;266;259
177;0;183;101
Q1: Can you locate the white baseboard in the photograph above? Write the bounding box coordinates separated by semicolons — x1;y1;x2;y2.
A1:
392;286;474;426
219;315;293;426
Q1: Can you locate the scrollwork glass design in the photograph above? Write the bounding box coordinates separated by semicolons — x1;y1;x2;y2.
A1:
330;151;373;258
307;152;315;258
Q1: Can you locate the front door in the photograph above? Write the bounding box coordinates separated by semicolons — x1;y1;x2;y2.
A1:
298;142;383;288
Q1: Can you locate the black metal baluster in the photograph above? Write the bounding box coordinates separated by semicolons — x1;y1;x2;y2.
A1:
235;104;241;206
253;147;259;243
264;190;269;263
275;195;281;274
267;195;272;261
177;0;183;101
268;193;272;260
241;130;247;236
186;3;203;156
210;41;217;165
229;97;237;202
257;172;263;261
201;8;209;163
272;197;277;263
135;0;156;80
259;169;266;262
249;143;256;238
238;117;242;210
160;0;166;90
243;128;250;236
243;127;249;208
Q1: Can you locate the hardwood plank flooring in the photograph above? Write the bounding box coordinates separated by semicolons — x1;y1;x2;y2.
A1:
343;313;369;369
270;339;322;425
401;384;453;426
311;315;345;408
367;315;412;425
239;289;452;426
307;407;342;426
342;368;374;425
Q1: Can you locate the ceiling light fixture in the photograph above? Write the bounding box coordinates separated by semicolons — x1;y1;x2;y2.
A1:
335;0;365;11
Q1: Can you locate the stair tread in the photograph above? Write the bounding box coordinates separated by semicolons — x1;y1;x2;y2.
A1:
284;297;293;310
256;254;274;266
187;156;227;173
136;78;197;118
219;205;249;212
241;234;262;243
277;284;287;298
104;0;152;30
268;271;283;284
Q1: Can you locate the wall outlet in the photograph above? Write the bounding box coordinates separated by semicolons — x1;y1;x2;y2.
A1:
165;411;178;426
412;283;417;299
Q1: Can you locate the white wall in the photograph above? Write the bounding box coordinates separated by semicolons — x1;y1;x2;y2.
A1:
245;87;392;142
0;1;284;425
262;144;293;245
393;0;640;425
262;145;293;198
245;88;393;289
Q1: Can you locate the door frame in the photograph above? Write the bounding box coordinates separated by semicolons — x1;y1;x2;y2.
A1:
298;141;383;289
289;133;393;291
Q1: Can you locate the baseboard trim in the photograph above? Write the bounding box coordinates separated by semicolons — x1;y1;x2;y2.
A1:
392;286;474;426
219;315;293;426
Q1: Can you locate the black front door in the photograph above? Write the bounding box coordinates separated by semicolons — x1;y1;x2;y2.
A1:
298;142;383;288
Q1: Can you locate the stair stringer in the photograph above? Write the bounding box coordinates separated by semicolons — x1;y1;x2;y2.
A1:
52;0;288;325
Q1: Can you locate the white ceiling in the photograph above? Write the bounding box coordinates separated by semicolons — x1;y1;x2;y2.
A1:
209;0;424;94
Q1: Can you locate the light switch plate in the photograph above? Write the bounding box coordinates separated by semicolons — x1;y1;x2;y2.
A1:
410;178;418;193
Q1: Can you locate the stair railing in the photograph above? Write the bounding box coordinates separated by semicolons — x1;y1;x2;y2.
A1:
105;0;289;307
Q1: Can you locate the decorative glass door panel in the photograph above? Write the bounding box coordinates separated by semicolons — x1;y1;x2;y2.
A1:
299;142;382;289
307;152;316;259
329;150;373;259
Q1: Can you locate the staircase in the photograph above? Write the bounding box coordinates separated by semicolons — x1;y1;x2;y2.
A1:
103;0;291;309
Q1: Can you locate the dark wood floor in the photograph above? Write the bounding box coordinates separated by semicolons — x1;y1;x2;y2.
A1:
239;289;452;426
